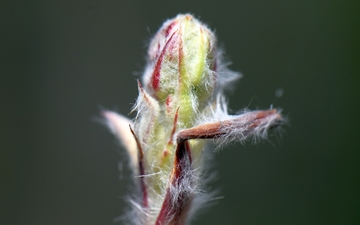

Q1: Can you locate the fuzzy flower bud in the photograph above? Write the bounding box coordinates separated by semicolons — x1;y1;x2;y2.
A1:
102;14;284;225
144;14;216;104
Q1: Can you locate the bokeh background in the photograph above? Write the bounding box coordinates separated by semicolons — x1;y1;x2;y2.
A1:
1;1;359;225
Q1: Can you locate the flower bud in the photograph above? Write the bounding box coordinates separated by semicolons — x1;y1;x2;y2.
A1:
103;14;285;225
143;14;217;124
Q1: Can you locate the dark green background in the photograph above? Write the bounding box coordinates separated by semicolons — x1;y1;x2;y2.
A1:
2;1;359;224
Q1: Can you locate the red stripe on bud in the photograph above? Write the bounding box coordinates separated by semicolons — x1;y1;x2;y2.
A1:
151;32;177;92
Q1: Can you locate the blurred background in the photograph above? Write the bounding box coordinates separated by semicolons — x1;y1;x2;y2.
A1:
1;1;359;224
